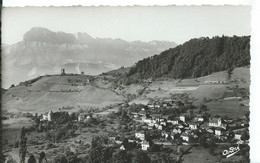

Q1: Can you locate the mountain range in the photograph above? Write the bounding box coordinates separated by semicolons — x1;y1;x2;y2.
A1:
2;27;177;88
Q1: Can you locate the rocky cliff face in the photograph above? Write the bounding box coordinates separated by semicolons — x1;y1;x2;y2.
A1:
2;27;177;88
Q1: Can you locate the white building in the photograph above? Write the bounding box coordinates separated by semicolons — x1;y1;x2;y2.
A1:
208;117;222;127
207;129;214;134
173;119;179;125
141;141;150;150
180;133;190;142
78;113;91;122
215;128;222;136
120;145;125;150
47;111;53;121
160;122;166;126
142;117;152;124
234;133;242;140
135;131;145;141
194;115;204;122
189;122;198;130
162;131;170;139
41;111;53;121
42;114;48;121
158;125;164;130
180;115;186;122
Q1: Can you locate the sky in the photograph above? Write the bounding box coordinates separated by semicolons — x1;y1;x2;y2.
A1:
2;5;251;45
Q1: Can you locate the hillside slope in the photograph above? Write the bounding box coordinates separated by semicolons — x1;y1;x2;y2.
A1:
127;35;250;79
101;66;249;103
2;75;126;113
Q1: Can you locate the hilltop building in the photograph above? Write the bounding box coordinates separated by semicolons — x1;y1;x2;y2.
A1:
61;69;65;75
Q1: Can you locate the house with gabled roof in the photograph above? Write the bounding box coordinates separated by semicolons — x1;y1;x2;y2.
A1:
180;132;190;142
135;131;145;141
233;129;247;140
141;141;150;150
234;132;243;140
215;128;223;136
194;114;204;122
169;117;179;125
158;124;165;130
142;116;152;124
206;128;214;134
188;122;198;130
179;115;186;122
209;117;222;127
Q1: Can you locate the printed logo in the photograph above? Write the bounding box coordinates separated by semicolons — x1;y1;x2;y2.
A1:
222;145;240;158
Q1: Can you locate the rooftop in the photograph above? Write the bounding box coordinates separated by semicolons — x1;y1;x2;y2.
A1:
209;117;220;123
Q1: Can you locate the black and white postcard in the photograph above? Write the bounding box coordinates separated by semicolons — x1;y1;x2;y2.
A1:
1;1;259;163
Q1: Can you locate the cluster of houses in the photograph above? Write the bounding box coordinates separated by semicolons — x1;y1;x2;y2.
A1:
147;99;179;109
77;113;92;122
204;80;227;84
129;106;249;150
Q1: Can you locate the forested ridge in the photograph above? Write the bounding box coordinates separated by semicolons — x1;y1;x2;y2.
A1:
127;35;250;79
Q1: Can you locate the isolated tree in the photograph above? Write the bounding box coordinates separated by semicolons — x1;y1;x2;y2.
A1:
122;138;129;150
70;112;77;121
19;127;27;163
120;109;130;124
27;155;36;163
34;117;40;129
39;151;47;163
227;66;234;79
241;131;249;141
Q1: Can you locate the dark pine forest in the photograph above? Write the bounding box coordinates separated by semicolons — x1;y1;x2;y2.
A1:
127;35;250;79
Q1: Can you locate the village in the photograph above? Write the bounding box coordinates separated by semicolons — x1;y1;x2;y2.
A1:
3;96;249;154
